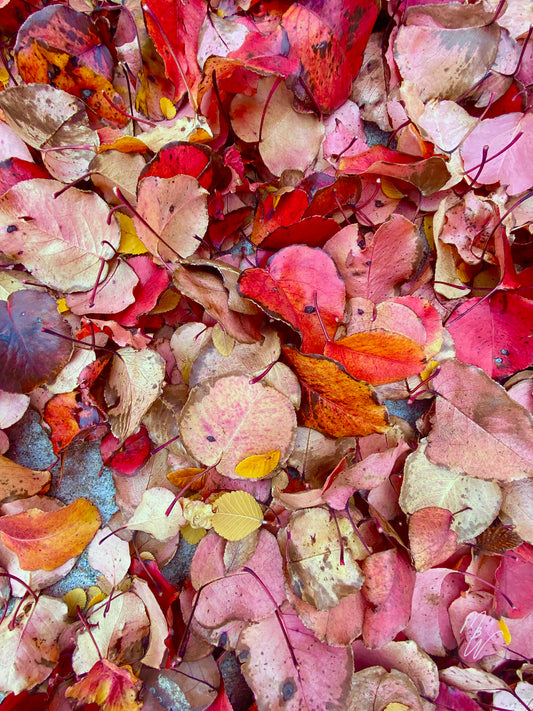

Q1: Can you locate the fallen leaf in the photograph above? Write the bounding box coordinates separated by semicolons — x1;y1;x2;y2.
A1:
0;497;101;571
107;347;166;444
135;174;209;261
324;329;427;385
0;179;120;292
399;441;502;541
282;347;389;437
238;245;346;354
237;602;354;711
212;491;263;541
426;360;533;480
0;290;72;394
235;450;281;479
0;455;51;504
0;595;68;694
179;374;296;478
127;487;185;542
66;660;143;711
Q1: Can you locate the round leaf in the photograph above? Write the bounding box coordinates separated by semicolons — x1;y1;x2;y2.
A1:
212;491;263;541
179;375;296;478
0;290;72;393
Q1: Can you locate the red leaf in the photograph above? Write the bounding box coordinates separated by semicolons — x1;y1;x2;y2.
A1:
143;0;206;105
238;245;345;353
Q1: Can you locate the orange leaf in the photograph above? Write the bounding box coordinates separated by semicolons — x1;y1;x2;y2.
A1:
282;347;389;438
0;455;51;504
66;660;142;711
324;330;426;385
16;42;128;127
99;137;148;153
0;497;101;571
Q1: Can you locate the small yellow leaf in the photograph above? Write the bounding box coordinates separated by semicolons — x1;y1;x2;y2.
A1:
0;68;9;88
212;323;235;356
160;96;177;119
63;587;87;617
87;586;107;608
380;176;405;199
212;491;263;541
181;523;207;545
235;450;281;479
56;298;69;313
383;705;409;711
498;617;511;645
116;213;148;255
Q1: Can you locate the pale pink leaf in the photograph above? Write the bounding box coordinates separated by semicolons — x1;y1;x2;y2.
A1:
237;602;353;711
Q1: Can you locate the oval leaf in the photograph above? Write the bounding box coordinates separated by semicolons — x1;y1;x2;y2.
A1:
282;347;389;437
179;375;296;478
212;491;263;541
325;330;426;385
234;450;281;479
0;290;72;393
0;497;101;571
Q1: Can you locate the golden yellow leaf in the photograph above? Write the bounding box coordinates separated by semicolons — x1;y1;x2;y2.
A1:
235;450;280;479
63;588;87;617
181;523;207;545
212;491;263;541
116;213;148;255
160;96;177;119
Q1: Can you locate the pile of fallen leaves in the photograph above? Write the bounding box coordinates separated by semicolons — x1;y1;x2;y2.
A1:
0;0;533;708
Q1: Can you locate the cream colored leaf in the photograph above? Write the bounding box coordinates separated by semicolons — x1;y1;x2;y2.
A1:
0;595;68;694
212;491;263;541
399;441;501;542
127;487;185;542
108;347;166;443
0;179;120;293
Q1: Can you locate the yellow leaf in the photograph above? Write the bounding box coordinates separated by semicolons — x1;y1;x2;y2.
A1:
383;705;409;711
116;213;148;255
160;96;177;119
56;298;69;313
212;491;263;541
212;323;235;356
0;68;9;88
380;176;405;199
498;617;511;645
181;523;207;544
235;450;280;479
63;587;87;617
87;587;107;608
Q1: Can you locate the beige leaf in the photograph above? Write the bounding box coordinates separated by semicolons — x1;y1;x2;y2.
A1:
127;487;185;542
135;174;208;262
399;441;501;542
108;347;166;443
